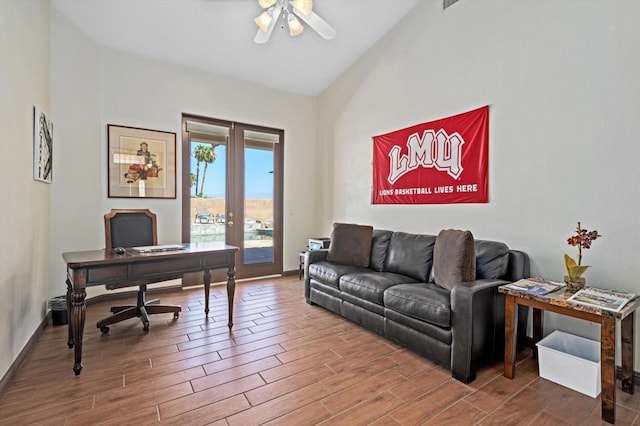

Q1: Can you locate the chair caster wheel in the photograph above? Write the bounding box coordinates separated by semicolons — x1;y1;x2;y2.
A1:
143;323;150;332
100;326;110;334
173;312;179;319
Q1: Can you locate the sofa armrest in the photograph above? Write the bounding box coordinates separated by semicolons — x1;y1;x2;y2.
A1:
506;250;530;282
450;278;508;383
304;249;328;301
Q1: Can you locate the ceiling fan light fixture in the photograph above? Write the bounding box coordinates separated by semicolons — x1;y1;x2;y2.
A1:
258;0;277;8
254;0;333;44
291;0;313;16
287;14;304;36
255;10;273;32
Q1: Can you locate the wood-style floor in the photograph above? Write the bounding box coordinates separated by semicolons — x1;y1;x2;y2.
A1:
1;276;638;425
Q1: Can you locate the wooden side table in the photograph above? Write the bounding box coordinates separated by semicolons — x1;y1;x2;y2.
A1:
499;285;639;424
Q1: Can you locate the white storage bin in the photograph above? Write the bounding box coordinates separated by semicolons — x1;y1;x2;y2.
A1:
536;330;601;398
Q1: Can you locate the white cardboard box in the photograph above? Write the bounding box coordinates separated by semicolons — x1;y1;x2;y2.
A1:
536;330;601;398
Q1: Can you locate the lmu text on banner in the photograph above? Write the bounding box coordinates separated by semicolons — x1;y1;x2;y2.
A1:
372;105;488;205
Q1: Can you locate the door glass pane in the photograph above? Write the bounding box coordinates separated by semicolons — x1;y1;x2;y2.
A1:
243;130;277;265
189;123;228;244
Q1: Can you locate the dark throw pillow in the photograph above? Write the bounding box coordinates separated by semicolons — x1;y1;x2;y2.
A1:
432;229;476;290
326;223;374;267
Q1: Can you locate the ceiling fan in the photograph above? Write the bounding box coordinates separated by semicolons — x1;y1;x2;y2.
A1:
254;0;336;44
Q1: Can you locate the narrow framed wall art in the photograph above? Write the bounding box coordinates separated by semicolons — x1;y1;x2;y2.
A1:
33;106;53;183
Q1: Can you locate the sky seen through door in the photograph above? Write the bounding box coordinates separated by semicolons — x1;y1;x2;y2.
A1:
191;144;274;200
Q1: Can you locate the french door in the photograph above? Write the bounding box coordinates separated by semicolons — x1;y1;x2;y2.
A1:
181;114;283;283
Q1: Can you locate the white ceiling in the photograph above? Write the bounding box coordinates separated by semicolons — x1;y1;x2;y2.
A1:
51;0;423;96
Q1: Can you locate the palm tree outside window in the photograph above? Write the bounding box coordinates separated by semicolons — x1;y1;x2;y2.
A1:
192;144;218;197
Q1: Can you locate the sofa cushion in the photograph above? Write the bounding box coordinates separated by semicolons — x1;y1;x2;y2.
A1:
326;223;374;267
384;283;452;328
475;240;509;279
340;272;418;305
370;230;393;272
308;261;370;289
384;232;436;281
431;229;476;290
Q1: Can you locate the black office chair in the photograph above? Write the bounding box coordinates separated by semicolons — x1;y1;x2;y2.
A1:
98;209;181;333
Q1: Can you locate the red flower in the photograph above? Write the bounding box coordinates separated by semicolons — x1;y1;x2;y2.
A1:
567;223;601;264
565;222;601;281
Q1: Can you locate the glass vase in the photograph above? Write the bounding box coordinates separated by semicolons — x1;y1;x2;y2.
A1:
564;275;586;292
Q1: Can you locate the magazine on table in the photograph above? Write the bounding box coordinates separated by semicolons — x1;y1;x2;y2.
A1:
567;287;636;312
505;277;565;296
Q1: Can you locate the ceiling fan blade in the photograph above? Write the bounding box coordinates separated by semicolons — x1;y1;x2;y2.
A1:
292;8;336;40
254;7;282;44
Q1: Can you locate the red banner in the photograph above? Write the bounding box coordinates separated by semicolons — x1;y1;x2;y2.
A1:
372;106;489;204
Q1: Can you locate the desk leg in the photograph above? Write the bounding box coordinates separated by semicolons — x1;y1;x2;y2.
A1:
203;269;211;316
71;286;87;376
227;262;236;330
532;308;543;360
621;312;635;394
66;279;73;349
504;294;517;379
601;314;616;424
299;254;303;280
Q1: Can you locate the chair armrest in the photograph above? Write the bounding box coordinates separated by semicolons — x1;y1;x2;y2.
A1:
304;249;328;300
450;278;508;383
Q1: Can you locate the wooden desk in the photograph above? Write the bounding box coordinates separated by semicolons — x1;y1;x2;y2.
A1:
499;285;639;424
62;243;238;376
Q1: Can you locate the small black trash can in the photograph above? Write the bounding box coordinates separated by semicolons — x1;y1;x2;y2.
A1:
49;296;68;326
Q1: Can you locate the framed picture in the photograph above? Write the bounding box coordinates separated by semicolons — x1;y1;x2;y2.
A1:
107;124;176;198
34;106;53;183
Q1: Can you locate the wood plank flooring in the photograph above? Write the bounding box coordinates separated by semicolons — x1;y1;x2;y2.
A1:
1;276;638;425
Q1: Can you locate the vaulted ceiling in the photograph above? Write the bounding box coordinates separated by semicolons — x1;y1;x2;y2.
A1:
52;0;423;96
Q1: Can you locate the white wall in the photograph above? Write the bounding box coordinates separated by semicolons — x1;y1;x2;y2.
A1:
0;0;51;380
49;10;318;299
50;7;103;299
317;0;640;369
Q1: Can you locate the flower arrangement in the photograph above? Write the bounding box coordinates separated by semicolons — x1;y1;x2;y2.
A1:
564;221;601;283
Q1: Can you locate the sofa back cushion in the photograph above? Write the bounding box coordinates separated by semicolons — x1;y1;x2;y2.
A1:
370;230;393;272
431;229;476;290
475;240;509;279
384;232;436;281
326;223;374;267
